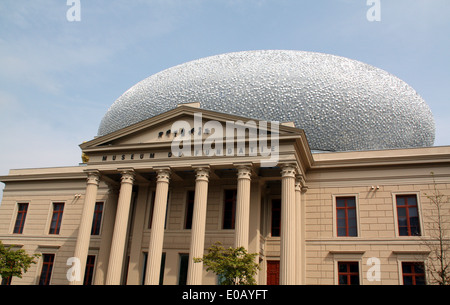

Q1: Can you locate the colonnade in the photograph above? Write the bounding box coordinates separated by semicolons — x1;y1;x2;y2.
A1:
70;163;304;285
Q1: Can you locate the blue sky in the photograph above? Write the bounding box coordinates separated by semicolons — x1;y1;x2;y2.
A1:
0;0;449;185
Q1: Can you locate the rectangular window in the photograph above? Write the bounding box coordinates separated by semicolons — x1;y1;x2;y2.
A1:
39;254;55;285
49;203;64;235
338;261;359;285
271;199;281;237
178;254;189;285
223;189;237;229
184;190;195;229
396;195;421;236
336;197;357;237
402;262;426;285
91;202;103;235
13;203;29;234
83;255;96;285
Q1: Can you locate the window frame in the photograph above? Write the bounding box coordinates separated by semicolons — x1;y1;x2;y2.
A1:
91;202;104;236
13;202;29;234
48;202;65;235
392;193;423;237
38;253;55;285
83;255;96;285
401;261;426;285
337;261;360;285
332;194;360;237
331;252;364;285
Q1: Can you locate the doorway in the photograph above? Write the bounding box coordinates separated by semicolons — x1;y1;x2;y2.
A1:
267;260;280;285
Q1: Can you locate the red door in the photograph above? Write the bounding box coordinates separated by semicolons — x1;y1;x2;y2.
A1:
267;260;280;285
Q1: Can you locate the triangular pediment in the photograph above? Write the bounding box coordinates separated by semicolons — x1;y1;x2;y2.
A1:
80;105;305;151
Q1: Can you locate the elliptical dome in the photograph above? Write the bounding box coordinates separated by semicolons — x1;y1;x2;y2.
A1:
98;50;435;152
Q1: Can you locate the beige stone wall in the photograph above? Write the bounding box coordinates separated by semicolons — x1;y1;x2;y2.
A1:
0;176;109;285
0;175;238;284
304;181;450;285
0;159;449;285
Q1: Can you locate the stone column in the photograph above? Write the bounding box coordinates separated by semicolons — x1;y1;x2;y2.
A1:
127;183;150;285
70;170;100;285
105;169;135;285
145;168;171;285
295;176;302;285
187;167;210;285
93;183;118;285
280;164;297;285
234;164;252;249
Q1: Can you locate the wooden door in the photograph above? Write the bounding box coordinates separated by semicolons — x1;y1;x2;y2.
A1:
267;260;280;285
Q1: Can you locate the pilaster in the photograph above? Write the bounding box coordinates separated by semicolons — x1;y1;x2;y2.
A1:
280;163;297;285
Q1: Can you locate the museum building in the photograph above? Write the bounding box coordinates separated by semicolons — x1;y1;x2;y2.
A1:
0;50;449;285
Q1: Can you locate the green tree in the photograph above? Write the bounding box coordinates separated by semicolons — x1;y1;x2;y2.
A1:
194;242;260;285
0;241;40;284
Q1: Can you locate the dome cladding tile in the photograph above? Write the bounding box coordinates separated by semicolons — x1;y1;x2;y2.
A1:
98;50;435;152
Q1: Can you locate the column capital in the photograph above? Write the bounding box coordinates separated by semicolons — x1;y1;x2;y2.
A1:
119;168;135;185
280;163;297;178
194;167;210;182
155;168;171;183
295;179;302;192
295;174;305;191
296;174;308;193
85;170;101;186
234;163;253;180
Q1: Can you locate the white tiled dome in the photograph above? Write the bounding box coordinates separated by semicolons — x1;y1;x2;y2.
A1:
98;50;435;151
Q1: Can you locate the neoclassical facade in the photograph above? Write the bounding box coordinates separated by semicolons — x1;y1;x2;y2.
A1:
1;104;449;285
